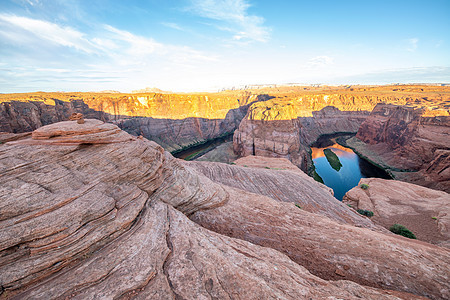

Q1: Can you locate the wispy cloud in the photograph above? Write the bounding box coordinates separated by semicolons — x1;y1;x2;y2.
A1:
161;22;185;31
406;38;419;52
0;14;216;64
0;14;98;53
307;56;334;67
0;14;218;92
103;25;217;65
26;0;39;6
189;0;270;42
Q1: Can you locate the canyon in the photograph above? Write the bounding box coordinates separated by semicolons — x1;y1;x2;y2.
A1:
2;85;448;173
232;85;449;183
1;119;449;299
347;103;450;192
0;85;449;299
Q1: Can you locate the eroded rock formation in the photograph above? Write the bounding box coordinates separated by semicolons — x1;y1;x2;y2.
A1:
1;120;449;299
343;178;450;248
348;103;450;191
233;104;370;171
186;156;383;229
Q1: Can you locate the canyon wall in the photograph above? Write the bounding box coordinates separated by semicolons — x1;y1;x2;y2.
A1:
117;104;249;152
234;94;395;171
0;91;263;152
0;99;109;133
1;85;448;164
349;103;450;191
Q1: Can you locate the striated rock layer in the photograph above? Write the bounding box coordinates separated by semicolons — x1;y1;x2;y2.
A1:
2;85;448;158
186;156;384;230
343;178;450;248
0;120;449;299
0;91;264;153
349;103;450;192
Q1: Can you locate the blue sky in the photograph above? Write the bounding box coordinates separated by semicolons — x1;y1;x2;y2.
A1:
1;0;449;92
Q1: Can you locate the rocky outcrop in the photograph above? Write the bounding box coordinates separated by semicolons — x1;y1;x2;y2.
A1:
343;178;450;248
0;98;108;133
350;103;450;191
1;120;450;299
189;186;450;299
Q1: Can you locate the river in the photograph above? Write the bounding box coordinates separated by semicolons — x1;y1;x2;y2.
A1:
311;134;391;200
172;134;233;160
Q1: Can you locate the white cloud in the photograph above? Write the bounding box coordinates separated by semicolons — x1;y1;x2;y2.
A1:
307;56;334;67
161;22;184;31
0;14;216;66
0;14;220;92
104;25;163;57
102;25;217;66
189;0;270;42
25;0;40;6
0;14;98;53
406;38;419;52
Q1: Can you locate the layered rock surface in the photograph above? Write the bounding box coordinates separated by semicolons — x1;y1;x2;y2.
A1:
349;103;450;192
1;120;449;299
186;156;383;229
344;178;450;248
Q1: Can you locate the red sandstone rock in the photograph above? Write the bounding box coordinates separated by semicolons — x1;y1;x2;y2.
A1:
0;92;265;153
0;132;31;143
186;156;385;229
233;105;369;171
0;121;449;299
68;112;85;124
8;119;135;145
343;178;450;248
352;103;450;192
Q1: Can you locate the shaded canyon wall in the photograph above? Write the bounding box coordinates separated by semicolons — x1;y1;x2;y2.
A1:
233;94;404;171
350;103;450;191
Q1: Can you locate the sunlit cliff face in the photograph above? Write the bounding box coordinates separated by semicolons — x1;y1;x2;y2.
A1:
246;87;450;121
0;85;448;121
0;91;259;120
311;144;355;159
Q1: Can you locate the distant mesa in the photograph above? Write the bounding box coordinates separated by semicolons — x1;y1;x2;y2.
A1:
131;87;171;94
97;90;121;93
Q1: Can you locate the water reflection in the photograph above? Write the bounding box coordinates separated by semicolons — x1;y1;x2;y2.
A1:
312;141;390;200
